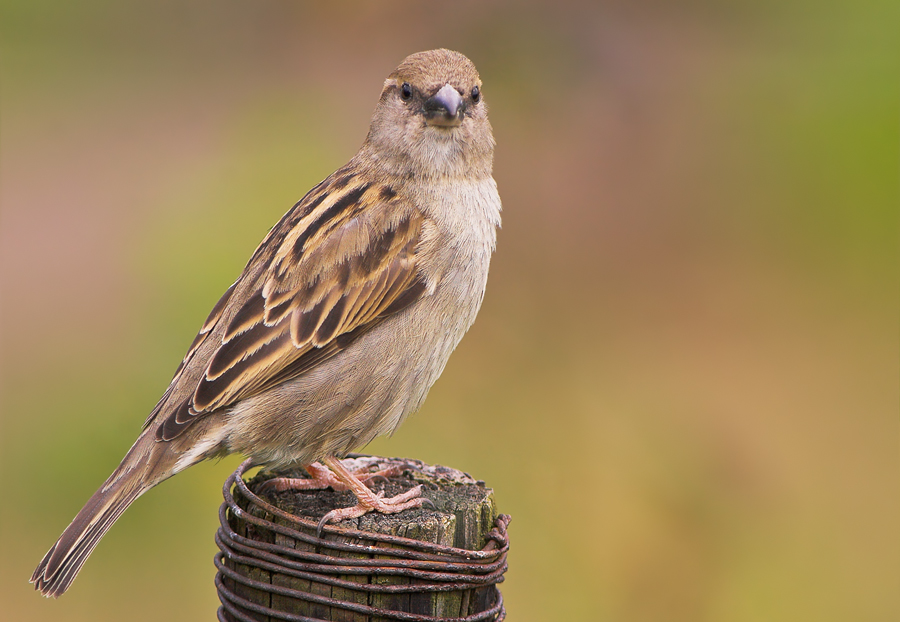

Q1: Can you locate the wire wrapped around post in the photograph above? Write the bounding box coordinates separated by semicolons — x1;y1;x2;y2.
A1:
215;458;510;622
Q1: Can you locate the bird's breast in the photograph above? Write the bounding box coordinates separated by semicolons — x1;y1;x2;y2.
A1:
409;174;502;368
416;175;501;277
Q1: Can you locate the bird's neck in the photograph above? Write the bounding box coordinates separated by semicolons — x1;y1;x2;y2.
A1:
355;136;494;184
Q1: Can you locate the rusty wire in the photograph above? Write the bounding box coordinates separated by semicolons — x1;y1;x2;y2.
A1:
216;459;509;622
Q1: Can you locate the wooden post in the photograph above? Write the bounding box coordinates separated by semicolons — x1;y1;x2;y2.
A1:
215;456;509;622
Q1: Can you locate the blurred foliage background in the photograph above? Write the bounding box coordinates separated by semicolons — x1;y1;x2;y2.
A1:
0;1;896;620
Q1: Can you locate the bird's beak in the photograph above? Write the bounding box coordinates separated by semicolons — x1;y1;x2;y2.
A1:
424;84;464;127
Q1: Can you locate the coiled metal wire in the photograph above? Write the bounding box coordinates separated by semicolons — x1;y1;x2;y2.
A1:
216;459;509;622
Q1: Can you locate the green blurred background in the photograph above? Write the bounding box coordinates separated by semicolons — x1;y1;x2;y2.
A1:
1;1;896;620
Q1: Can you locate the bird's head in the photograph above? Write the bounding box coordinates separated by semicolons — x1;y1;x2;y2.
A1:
363;49;495;180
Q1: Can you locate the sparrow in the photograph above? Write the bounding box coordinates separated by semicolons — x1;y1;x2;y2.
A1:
32;48;501;597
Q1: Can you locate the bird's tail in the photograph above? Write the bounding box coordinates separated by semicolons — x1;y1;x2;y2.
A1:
31;428;176;597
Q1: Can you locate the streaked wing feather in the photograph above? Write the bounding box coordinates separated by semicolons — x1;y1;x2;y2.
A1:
156;171;426;440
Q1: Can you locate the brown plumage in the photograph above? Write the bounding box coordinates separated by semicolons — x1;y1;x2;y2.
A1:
32;48;501;598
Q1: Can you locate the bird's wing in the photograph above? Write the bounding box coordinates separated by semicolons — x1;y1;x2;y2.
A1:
154;170;430;441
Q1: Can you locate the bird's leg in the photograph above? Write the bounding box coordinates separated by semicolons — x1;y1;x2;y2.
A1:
258;460;407;494
317;455;429;534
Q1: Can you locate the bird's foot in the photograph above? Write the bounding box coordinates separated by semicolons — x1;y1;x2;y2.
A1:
258;460;406;494
316;456;432;536
317;484;429;535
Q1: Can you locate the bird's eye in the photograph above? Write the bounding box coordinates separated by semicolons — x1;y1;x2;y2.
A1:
471;86;480;102
400;82;413;101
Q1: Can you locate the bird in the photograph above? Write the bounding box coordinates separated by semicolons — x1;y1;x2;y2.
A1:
31;48;501;598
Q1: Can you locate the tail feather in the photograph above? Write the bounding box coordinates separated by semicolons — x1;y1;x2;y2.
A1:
31;429;181;597
32;483;143;597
